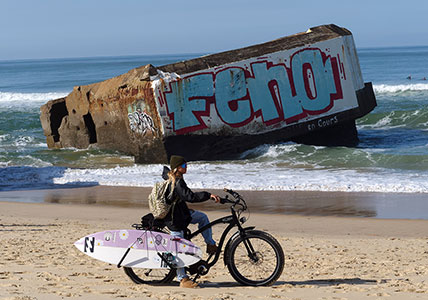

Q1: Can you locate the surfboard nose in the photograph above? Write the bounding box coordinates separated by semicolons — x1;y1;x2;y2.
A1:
74;237;84;248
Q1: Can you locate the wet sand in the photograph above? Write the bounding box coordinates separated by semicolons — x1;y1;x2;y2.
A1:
1;186;428;219
1;200;428;300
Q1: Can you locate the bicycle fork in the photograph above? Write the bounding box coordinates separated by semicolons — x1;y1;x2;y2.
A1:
241;236;260;263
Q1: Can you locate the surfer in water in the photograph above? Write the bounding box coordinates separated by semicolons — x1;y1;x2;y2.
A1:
163;155;220;288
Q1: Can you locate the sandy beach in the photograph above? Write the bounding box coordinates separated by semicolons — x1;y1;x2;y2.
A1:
1;188;428;300
2;186;428;219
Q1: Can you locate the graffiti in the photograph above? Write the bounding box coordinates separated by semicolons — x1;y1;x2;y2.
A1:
307;116;339;131
128;100;156;136
162;47;347;135
128;110;155;135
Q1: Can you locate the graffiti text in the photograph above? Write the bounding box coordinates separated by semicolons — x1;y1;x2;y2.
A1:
163;48;344;134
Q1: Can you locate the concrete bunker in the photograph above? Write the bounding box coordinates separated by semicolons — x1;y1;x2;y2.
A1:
40;24;377;163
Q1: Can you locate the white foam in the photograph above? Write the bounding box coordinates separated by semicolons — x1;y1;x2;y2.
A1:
45;163;428;194
2;162;428;193
259;143;300;158
0;91;68;103
14;136;35;147
373;83;428;94
370;114;394;128
241;143;307;159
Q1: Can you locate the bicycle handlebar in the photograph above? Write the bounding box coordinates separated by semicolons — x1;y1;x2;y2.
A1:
219;197;234;204
220;188;248;211
223;188;240;199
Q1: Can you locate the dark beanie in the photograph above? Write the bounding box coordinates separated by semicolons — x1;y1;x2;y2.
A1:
170;155;186;170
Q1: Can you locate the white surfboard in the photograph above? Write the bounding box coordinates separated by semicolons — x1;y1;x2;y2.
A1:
74;229;202;269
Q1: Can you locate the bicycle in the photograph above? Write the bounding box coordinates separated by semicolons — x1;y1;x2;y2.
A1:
123;188;285;286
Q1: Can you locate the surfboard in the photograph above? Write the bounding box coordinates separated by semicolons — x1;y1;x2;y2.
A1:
74;229;202;269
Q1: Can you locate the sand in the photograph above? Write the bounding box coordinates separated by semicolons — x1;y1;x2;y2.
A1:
2;186;428;219
1;191;428;299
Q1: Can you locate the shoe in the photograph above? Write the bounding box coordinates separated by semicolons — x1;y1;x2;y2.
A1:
180;277;199;288
206;243;218;255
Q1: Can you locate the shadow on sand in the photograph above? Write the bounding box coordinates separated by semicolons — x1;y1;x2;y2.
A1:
199;277;379;288
284;277;379;286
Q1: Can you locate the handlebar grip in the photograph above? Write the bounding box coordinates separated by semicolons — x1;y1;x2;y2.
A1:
224;188;240;198
220;197;236;204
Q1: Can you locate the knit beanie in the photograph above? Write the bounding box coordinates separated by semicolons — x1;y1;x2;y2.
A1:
170;155;186;170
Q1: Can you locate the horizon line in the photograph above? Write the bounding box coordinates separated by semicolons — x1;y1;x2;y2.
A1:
2;44;428;62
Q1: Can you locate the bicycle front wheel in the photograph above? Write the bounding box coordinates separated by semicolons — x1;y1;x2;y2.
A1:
123;267;175;285
225;230;284;286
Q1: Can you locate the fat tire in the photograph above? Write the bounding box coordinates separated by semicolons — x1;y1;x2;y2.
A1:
225;230;284;286
123;266;175;285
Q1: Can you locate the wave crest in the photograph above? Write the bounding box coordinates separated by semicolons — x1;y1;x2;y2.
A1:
0;91;68;103
373;83;428;94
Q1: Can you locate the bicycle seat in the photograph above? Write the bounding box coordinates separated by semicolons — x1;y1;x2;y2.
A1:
139;213;166;231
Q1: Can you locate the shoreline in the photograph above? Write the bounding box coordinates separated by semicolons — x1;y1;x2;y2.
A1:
1;185;428;219
2;200;428;238
1;201;428;299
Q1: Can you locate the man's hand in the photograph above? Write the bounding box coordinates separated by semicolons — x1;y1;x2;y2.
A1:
210;194;220;203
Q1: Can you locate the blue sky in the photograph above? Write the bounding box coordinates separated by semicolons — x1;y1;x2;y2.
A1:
1;0;427;60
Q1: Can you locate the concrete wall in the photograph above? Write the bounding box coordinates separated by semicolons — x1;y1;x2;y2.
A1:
151;35;364;138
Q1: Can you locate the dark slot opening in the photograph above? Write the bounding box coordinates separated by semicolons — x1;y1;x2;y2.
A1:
83;113;97;144
50;101;68;143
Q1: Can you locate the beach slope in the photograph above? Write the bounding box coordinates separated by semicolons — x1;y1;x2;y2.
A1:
1;201;428;300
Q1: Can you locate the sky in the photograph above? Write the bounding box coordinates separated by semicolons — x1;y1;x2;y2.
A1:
1;0;427;60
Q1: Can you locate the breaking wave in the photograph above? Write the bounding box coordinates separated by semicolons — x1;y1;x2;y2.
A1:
373;83;428;94
2;163;428;193
0;91;68;103
357;109;428;130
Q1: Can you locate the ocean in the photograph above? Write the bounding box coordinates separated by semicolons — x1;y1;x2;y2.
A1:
1;47;428;193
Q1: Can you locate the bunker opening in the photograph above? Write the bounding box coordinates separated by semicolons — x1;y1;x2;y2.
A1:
49;100;68;143
83;112;97;144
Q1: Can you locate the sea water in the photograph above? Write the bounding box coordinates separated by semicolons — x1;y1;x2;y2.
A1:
1;47;428;193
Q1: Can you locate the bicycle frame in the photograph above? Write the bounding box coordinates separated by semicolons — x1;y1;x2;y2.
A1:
186;204;249;269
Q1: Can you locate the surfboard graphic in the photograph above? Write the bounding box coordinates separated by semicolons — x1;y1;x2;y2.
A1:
74;229;202;269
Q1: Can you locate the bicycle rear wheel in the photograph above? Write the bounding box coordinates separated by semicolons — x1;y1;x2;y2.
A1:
225;230;284;286
123;267;175;285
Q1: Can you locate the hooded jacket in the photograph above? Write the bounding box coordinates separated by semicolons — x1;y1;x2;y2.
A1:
161;167;211;231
